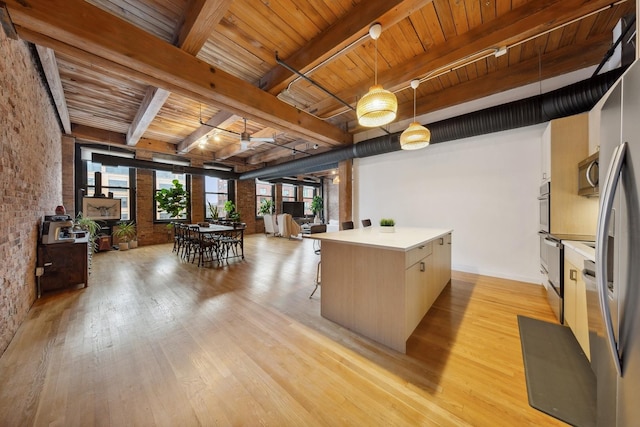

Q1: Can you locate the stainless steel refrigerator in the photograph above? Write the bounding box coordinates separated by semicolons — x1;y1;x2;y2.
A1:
585;58;640;426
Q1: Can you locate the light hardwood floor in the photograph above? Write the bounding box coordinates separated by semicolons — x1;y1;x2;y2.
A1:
0;235;567;426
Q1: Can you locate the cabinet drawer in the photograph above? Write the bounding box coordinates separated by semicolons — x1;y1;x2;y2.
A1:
405;242;432;268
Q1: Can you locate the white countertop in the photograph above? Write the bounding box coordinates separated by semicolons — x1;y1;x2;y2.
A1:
309;227;452;251
563;240;596;262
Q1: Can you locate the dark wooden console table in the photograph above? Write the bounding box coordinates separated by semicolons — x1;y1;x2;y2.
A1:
37;242;88;296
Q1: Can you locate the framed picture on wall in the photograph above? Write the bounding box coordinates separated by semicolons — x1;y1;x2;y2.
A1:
82;197;122;221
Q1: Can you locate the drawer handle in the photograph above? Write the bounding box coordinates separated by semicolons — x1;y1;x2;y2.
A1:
570;269;577;281
418;245;425;249
420;262;425;272
439;238;444;245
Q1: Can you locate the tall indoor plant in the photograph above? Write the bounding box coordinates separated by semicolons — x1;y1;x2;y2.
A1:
311;195;323;223
154;179;189;222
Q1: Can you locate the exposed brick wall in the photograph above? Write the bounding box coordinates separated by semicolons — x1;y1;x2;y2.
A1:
190;158;204;224
135;163;174;245
61;135;75;213
0;34;63;355
235;179;256;234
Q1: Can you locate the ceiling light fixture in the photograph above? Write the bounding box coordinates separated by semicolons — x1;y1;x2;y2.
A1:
240;118;251;145
400;79;430;150
356;23;397;127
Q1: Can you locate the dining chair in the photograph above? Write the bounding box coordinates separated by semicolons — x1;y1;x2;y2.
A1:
341;221;354;230
361;219;372;227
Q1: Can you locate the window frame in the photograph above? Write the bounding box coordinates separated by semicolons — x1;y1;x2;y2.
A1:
153;171;190;223
204;176;229;220
255;180;274;218
75;145;136;223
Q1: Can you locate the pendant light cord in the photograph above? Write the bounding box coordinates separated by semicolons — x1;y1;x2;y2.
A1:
413;88;417;122
374;38;378;86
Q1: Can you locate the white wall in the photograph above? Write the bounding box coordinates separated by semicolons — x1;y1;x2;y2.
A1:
356;124;545;284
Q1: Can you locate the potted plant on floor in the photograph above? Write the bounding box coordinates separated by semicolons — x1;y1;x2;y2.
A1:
155;179;189;241
113;221;136;250
379;218;395;233
311;195;323;224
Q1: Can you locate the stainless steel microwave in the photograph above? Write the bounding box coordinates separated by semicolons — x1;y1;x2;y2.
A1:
578;151;599;197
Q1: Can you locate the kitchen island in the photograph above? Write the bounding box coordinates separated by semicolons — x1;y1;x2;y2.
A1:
310;227;452;353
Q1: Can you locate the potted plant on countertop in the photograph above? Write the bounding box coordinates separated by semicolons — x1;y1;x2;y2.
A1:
311;195;323;224
379;218;395;233
113;221;136;251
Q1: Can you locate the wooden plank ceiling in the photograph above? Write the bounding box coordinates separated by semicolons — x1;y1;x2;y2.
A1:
2;0;634;176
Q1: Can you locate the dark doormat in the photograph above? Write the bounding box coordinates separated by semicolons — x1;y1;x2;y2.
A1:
517;315;596;427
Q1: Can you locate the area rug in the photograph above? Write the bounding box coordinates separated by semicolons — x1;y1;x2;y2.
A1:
517;315;596;427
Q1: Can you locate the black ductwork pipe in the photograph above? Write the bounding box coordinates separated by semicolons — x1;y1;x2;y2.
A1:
241;67;626;181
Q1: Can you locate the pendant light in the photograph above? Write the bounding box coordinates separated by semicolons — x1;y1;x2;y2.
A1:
356;23;398;127
400;79;430;150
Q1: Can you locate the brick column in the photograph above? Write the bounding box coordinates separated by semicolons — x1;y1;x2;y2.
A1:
338;159;352;226
61;135;76;213
235;179;256;234
190;158;204;223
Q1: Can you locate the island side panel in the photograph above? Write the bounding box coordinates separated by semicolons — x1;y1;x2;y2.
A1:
320;240;407;352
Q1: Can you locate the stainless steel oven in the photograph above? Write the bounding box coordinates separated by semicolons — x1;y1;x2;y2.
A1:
540;234;563;323
538;181;563;322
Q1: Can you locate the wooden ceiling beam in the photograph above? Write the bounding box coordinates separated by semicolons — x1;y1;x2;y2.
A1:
392;32;613;123
260;0;435;95
4;0;351;147
34;45;71;134
313;0;626;118
340;33;611;133
247;139;317;165
177;110;238;154
126;86;170;146
72;124;174;155
0;2;18;39
71;123;225;164
214;127;277;160
177;0;232;54
127;0;233;147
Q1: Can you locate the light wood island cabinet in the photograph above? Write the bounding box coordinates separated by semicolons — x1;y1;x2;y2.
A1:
311;228;452;353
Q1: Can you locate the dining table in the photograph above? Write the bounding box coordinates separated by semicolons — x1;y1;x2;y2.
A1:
190;223;245;267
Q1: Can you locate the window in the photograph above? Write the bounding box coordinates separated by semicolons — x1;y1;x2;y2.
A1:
205;176;228;219
84;161;133;220
302;185;316;216
282;183;296;202
255;180;274;216
154;171;188;221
